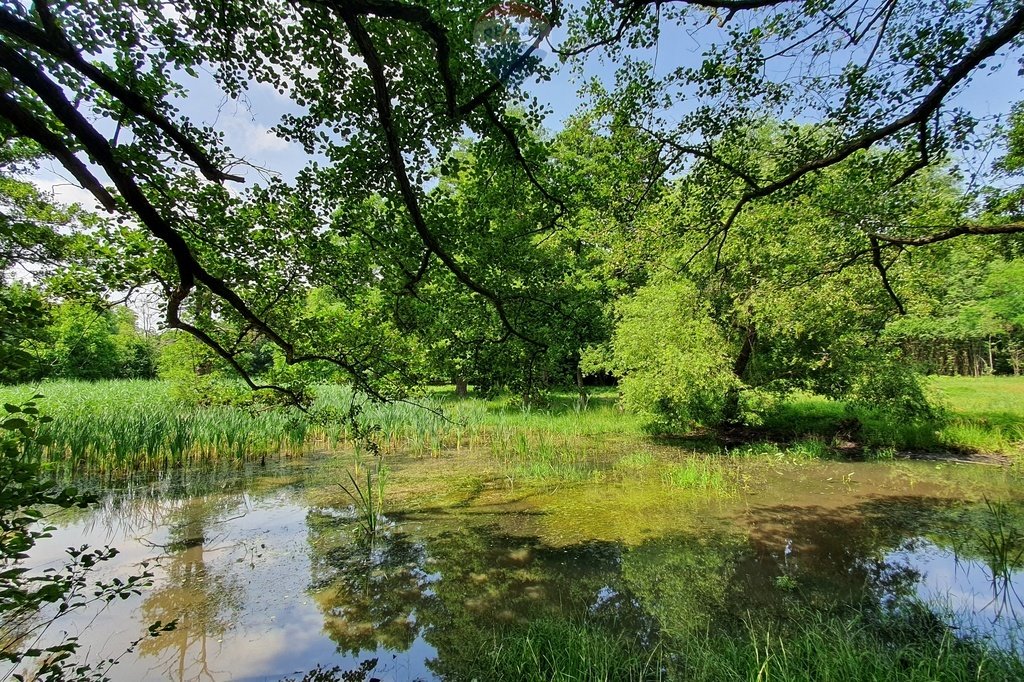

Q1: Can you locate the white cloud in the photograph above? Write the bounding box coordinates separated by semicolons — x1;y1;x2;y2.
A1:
28;173;108;213
225;117;292;155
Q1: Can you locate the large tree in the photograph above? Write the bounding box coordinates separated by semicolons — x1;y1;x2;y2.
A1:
0;0;1021;398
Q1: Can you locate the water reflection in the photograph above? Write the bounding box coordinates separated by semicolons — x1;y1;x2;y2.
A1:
305;507;651;679
13;458;1024;680
137;497;245;681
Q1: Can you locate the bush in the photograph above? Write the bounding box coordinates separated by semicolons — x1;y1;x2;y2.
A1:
586;277;737;432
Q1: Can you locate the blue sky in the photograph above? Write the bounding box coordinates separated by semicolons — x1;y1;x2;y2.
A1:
29;6;1024;207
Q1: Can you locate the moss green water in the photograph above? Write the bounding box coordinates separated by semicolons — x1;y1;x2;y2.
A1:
10;445;1024;682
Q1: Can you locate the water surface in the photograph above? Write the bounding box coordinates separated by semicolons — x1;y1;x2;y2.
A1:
11;451;1024;680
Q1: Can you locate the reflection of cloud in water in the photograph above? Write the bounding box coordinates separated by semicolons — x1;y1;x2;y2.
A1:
14;457;1024;680
888;539;1024;648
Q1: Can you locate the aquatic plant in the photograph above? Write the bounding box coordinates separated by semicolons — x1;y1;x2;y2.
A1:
661;458;728;492
1;376;1020;474
468;618;663;682
338;463;390;537
0;381;641;473
674;605;1024;681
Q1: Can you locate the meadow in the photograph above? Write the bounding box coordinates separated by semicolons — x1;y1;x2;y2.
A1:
0;375;1022;475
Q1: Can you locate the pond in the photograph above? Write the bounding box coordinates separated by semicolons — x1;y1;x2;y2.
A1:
9;449;1024;681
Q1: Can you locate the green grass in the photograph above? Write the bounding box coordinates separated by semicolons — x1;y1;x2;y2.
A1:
466;618;663;682
2;376;1021;473
466;605;1024;682
0;380;636;473
661;458;729;492
676;606;1024;682
758;376;1024;456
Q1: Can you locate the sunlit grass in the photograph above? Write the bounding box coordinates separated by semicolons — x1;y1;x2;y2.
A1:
675;605;1024;682
2;376;1021;473
760;376;1024;456
466;603;1024;682
661;458;728;492
0;381;638;473
467;618;663;682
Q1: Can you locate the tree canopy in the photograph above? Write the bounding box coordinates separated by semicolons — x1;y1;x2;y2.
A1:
1;0;1023;410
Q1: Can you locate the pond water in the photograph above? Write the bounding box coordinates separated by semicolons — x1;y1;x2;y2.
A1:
9;450;1024;681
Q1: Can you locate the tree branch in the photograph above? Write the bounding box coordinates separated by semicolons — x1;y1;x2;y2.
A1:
872;223;1024;246
0;6;244;183
337;8;547;349
869;235;905;314
0;41;386;400
0;90;117;211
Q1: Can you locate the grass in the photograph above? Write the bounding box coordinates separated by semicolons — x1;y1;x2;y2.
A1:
0;380;637;474
465;618;664;682
338;463;390;537
660;458;729;492
757;376;1024;456
675;605;1024;682
465;604;1024;682
1;375;1021;473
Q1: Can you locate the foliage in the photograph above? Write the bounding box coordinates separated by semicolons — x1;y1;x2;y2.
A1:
0;398;173;680
462;618;662;682
577;123;980;429
0;283;48;385
280;660;379;682
40;303;156;381
587;277;737;431
0;0;1016;406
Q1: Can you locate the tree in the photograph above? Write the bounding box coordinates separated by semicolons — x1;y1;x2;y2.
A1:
587;276;737;431
585;126;958;429
0;0;1019;399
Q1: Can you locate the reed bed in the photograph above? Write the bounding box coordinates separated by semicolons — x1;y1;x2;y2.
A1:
5;376;1017;475
0;380;636;474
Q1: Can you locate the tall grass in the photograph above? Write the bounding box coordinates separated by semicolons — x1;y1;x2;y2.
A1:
676;606;1024;682
0;381;636;473
3;376;1020;473
468;605;1024;682
466;618;663;682
338;463;390;537
661;458;729;492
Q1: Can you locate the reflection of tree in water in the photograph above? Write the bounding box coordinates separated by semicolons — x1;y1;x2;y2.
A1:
620;533;747;644
58;464;299;544
731;495;1024;636
305;510;646;676
306;494;1024;678
921;498;1024;629
137;496;245;682
733;498;938;617
307;509;428;655
416;530;639;679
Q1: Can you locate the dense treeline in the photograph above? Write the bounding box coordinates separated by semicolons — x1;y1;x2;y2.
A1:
0;161;157;383
3;113;1022;428
0;292;156;384
894;258;1024;376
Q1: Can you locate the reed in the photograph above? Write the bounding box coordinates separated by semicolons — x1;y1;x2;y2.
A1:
0;381;635;473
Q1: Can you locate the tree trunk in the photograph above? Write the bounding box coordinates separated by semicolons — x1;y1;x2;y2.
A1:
454;377;468;398
724;324;757;424
575;363;587;402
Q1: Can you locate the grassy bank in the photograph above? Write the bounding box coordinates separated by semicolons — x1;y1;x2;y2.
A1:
0;376;1021;473
463;604;1024;682
758;375;1024;456
0;380;639;472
